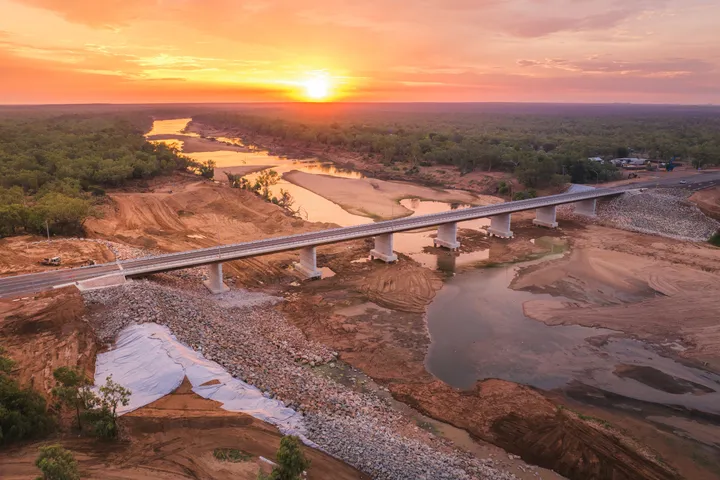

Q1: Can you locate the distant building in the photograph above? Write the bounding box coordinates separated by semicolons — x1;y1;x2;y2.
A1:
588;156;604;163
611;157;646;167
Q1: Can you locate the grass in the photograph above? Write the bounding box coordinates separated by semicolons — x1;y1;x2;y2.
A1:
213;448;253;463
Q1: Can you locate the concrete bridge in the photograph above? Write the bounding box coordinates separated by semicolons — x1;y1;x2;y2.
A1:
1;172;717;298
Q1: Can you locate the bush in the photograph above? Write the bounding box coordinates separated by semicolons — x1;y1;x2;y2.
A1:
80;375;130;440
710;231;720;247
512;190;537;201
0;348;54;445
497;181;510;195
35;444;80;480
213;447;252;462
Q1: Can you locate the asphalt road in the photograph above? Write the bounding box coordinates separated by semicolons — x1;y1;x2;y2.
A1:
1;171;718;299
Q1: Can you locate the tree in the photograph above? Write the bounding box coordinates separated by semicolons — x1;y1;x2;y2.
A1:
268;435;310;480
52;367;97;432
0;348;54;445
277;189;294;209
198;160;216;179
81;375;130;440
35;444;80;480
255;170;280;200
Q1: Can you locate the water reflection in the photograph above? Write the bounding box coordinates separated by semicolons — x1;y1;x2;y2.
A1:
425;260;720;413
147;118;200;137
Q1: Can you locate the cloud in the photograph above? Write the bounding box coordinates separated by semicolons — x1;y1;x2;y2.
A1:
17;0;155;26
516;56;716;77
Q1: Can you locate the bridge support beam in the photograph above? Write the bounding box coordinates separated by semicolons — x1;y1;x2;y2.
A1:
533;206;558;228
295;246;322;280
204;263;230;294
574;199;597;217
488;214;514;238
370;234;398;263
434;222;460;250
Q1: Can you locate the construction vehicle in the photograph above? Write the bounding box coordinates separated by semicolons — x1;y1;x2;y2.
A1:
40;256;61;266
666;156;677;172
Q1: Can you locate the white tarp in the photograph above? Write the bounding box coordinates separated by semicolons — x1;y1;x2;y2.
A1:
94;323;308;440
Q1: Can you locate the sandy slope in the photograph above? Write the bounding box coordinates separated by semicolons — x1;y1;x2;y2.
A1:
514;224;720;370
690;186;720;220
283;170;501;220
0;237;115;277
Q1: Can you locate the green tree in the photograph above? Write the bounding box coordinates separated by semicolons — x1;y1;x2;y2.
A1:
255;170;280;200
52;367;97;432
268;435;310;480
198;160;216;179
0;348;54;445
35;444;80;480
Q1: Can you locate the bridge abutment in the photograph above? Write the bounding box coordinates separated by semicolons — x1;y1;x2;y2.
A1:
533;206;558;228
204;263;230;294
295;246;322;279
434;222;460;250
370;234;398;262
488;214;514;238
574;198;597;216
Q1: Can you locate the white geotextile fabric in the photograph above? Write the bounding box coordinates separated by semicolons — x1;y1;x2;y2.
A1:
94;323;309;440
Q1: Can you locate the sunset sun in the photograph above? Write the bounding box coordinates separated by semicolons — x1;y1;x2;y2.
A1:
303;75;331;101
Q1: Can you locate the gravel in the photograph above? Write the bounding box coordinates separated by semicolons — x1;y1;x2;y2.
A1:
564;188;719;241
83;282;521;480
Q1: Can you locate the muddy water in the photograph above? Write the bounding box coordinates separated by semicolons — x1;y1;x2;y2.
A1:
425;259;720;414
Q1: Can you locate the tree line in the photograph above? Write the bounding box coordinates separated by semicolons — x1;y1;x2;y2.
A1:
193;109;720;189
0;113;208;237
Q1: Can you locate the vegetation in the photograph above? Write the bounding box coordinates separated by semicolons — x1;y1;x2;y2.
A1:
51;367;95;433
0;348;54;446
213;447;253;462
52;368;130;440
35;444;80;480
0;113;198;237
258;435;310;480
710;231;720;247
226;169;295;210
195;106;720;188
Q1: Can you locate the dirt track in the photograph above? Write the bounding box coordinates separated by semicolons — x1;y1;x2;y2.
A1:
690;186;720;220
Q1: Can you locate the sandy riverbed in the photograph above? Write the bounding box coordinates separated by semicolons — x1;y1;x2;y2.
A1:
283;170;501;220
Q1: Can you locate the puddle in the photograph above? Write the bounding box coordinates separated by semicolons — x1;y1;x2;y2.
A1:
425;258;720;413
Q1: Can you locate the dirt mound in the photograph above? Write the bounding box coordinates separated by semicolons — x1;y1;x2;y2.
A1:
84;173;343;286
0;287;96;393
690;187;720;220
391;380;679;480
0;237;115;277
356;261;443;313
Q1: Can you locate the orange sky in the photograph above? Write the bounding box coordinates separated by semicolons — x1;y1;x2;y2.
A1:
1;0;719;104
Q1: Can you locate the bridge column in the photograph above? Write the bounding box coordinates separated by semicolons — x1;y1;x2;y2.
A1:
574;199;597;217
488;214;513;238
533;206;558;228
370;234;398;263
434;222;460;250
295;246;322;279
204;263;230;294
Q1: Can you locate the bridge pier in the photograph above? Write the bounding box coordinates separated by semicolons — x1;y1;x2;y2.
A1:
434;222;460;250
295;246;322;279
574;198;597;217
488;214;514;238
204;263;230;294
370;234;398;262
533;206;558;228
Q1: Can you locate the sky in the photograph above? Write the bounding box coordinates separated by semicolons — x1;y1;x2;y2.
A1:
0;0;718;104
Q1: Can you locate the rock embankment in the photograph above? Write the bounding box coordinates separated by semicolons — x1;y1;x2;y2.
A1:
83;282;521;480
568;188;719;241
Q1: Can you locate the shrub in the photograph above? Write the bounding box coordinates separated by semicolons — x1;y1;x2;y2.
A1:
497;181;510;195
52;367;96;432
213;447;252;462
512;190;537;201
35;444;80;480
710;231;720;247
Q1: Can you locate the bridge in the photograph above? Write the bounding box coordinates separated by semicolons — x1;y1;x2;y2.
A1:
1;172;717;298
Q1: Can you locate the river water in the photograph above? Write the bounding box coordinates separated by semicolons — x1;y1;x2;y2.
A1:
148;119;720;418
148;118;493;270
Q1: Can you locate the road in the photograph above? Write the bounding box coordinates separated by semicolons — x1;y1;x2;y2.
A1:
1;171;718;299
